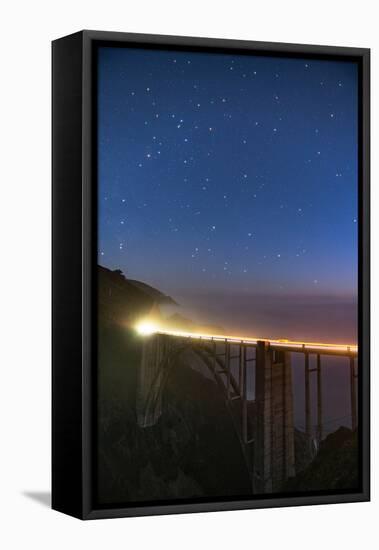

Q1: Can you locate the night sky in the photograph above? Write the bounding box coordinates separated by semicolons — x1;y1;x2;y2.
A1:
97;46;358;342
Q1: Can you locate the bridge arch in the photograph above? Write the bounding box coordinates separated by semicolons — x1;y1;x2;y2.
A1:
137;336;255;490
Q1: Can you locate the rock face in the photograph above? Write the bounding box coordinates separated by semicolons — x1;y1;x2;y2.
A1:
284;427;359;492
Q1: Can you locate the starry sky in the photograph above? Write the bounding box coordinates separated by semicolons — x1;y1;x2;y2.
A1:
97;46;358;341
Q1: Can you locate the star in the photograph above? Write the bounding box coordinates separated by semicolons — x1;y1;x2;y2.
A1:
99;48;357;332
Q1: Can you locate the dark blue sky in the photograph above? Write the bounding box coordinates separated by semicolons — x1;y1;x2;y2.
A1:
97;46;358;340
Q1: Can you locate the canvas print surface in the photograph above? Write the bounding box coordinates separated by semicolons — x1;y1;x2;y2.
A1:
96;46;359;506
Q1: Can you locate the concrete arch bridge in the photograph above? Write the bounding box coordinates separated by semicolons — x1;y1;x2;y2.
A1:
136;329;358;494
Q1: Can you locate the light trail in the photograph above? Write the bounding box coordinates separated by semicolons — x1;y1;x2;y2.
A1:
135;322;358;356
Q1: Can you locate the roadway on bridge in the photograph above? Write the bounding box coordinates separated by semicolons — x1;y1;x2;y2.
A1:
136;322;358;356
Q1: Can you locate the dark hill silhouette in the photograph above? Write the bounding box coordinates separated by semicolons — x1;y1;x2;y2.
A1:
98;264;176;326
284;427;358;492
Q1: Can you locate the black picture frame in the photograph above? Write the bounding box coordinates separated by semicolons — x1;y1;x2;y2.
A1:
52;30;370;520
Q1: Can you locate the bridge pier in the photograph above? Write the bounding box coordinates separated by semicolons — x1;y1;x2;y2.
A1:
316;354;323;442
304;353;311;451
255;341;295;493
350;356;357;431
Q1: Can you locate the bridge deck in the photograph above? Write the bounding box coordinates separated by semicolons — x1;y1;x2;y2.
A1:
151;328;358;357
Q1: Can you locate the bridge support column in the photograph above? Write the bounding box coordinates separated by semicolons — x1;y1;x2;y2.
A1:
255;341;295;493
136;334;167;428
304;353;311;451
316;354;323;443
350;356;357;431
